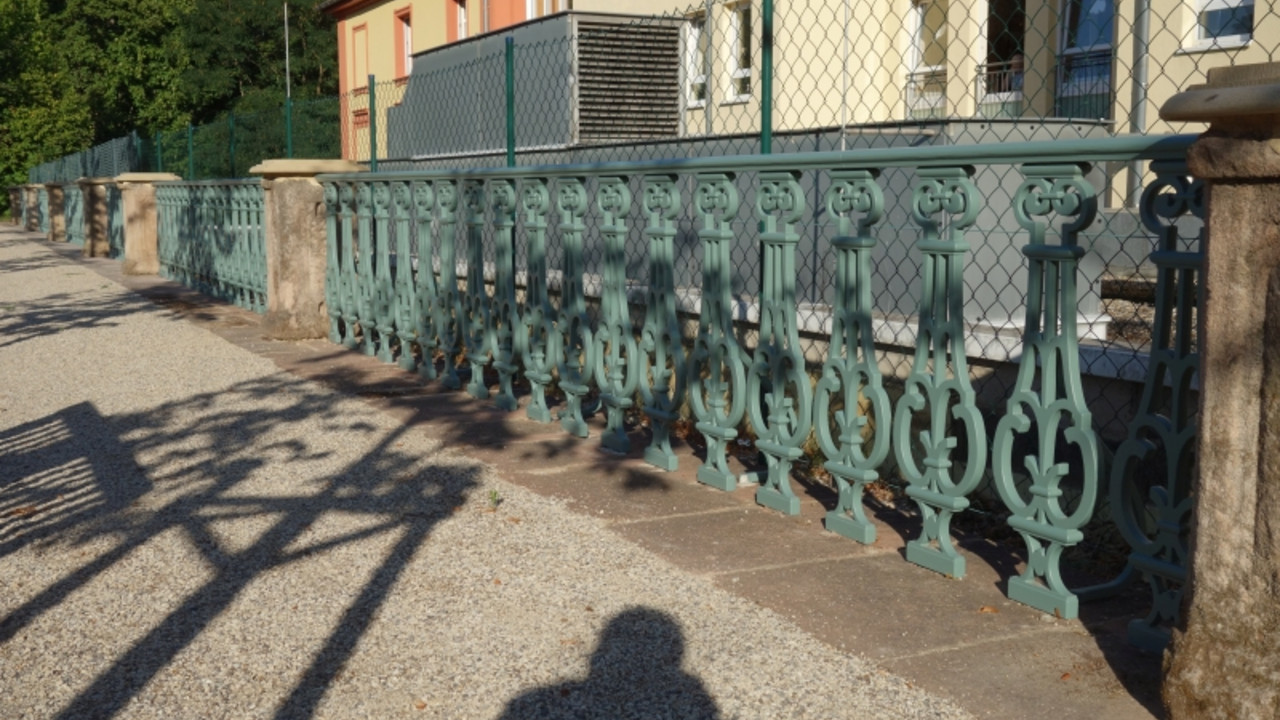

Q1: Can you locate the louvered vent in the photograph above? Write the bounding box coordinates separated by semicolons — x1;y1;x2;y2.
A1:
576;21;681;144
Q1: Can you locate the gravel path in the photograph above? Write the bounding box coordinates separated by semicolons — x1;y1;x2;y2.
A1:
0;231;972;720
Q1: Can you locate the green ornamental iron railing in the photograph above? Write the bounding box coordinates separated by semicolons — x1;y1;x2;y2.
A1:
155;180;267;313
64;183;85;247
106;185;125;258
37;187;50;235
316;133;1199;651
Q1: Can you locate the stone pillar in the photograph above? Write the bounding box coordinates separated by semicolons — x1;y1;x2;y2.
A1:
23;185;40;232
249;159;362;340
1160;63;1280;719
115;173;180;275
7;187;20;225
77;178;113;258
44;183;66;243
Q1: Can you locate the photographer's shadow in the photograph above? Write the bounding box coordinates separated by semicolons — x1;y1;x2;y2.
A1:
498;607;721;720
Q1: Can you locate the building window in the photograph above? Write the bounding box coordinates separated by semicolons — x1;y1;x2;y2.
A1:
726;2;751;102
906;0;947;118
1056;0;1113;118
353;109;370;129
685;15;708;107
352;23;369;89
452;0;468;42
1196;0;1253;46
395;9;413;79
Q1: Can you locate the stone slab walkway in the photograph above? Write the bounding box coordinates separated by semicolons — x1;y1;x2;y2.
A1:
0;226;1162;719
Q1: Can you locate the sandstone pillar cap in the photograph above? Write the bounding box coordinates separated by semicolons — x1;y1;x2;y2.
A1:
115;172;182;183
1161;62;1280;124
249;159;364;179
76;177;116;186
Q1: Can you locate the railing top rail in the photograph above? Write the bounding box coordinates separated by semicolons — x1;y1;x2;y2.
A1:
317;133;1197;183
154;178;264;187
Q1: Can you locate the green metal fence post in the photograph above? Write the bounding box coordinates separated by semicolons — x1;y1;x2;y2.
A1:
506;37;516;168
368;75;378;172
187;124;195;179
155;132;164;173
761;0;774;155
286;96;294;159
229;112;237;178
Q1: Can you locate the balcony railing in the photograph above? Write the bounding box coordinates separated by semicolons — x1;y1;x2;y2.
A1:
976;59;1024;118
315;133;1202;649
904;67;947;120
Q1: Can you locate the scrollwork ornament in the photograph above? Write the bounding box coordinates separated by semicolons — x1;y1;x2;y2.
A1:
815;169;890;543
554;177;596;437
639;174;686;471
490;178;520;411
992;163;1100;619
520;178;556;422
688;173;747;491
891;166;986;579
592;177;640;454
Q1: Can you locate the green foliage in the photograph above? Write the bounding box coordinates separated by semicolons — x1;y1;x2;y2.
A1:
1;0;337;185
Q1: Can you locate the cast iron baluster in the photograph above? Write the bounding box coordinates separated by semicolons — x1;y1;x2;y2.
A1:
355;182;377;355
749;171;813;515
1082;161;1202;652
892;166;987;579
338;183;360;349
373;182;396;362
555;177;595;438
435;179;463;390
391;181;418;371
490;178;520;411
639;174;687;471
463;180;493;399
593;176;640;454
688;173;748;492
224;186;239;305
992;163;1100;619
520;178;556;423
323;183;343;344
816;169;892;543
412;182;439;380
211;186;226;298
241;185;255;308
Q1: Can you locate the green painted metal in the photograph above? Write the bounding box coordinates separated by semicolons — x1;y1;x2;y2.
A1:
519;178;556;423
355;182;377;355
462;180;493;400
368;75;378;172
391;181;419;371
506;37;516;169
154;180;266;313
323;182;343;344
412;181;440;381
435;180;464;390
490;178;520;410
228;114;236;178
1082;159;1202;652
750;171;811;515
992;163;1100;619
373;182;396;363
106;184;124;258
892;166;987;579
316;135;1196;186
761;0;773;156
188;124;195;180
816;169;891;544
639;174;686;471
338;183;361;348
37;187;49;234
688;173;747;492
593;176;640;454
554;177;595;438
285;97;294;159
64;183;86;247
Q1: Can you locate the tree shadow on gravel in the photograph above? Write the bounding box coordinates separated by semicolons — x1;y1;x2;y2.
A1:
0;373;479;720
497;607;721;720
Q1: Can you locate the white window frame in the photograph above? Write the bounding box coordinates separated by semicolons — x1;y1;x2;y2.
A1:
1189;0;1254;49
400;13;413;76
906;1;946;115
725;2;752;104
526;0;537;19
684;15;708;108
457;0;468;40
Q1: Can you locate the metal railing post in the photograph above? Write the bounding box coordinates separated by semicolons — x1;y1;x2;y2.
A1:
761;0;773;156
368;75;378;172
506;37;516;168
156;131;164;173
229;112;237;178
286;96;294;159
187;124;195;179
